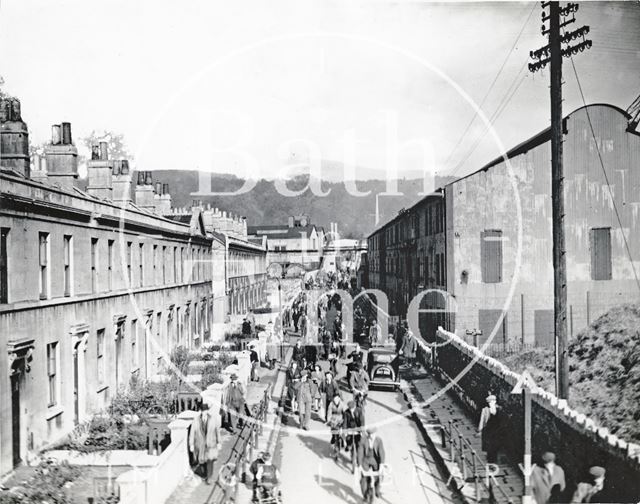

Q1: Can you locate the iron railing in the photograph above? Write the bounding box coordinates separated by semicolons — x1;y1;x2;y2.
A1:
207;384;273;504
440;420;515;504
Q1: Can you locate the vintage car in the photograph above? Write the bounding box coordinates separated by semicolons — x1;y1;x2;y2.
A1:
366;347;400;390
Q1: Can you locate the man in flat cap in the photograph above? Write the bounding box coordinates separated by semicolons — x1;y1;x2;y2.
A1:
531;451;566;503
571;466;606;503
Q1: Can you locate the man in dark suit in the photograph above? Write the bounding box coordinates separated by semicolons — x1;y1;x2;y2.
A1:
320;372;341;422
344;400;365;461
358;426;386;499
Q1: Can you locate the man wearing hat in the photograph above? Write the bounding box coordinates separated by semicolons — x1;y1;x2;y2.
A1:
571;466;606;503
188;403;221;485
357;426;386;500
478;393;503;463
225;373;246;433
531;451;566;504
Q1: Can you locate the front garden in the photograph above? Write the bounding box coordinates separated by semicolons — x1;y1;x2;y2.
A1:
0;345;238;504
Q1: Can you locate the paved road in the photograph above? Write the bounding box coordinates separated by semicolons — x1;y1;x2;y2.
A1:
275;363;462;504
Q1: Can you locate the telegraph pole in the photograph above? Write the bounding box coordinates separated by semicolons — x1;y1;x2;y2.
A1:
529;2;591;400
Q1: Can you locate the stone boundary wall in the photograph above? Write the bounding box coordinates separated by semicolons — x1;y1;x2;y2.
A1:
425;327;640;503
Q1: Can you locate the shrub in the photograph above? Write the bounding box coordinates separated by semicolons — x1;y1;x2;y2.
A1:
199;363;224;389
110;375;179;417
169;345;193;378
52;415;148;453
0;460;80;504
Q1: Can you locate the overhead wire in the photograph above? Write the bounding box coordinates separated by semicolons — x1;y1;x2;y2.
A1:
448;60;530;177
443;2;537;170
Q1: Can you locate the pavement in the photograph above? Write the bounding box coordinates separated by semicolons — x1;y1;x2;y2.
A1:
166;361;281;504
404;366;524;504
274;357;462;504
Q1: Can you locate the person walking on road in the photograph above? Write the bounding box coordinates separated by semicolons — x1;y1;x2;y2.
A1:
322;328;332;360
287;361;302;413
344;399;365;460
189;403;221;485
327;394;345;452
350;361;370;408
358;426;386;500
531;451;566;504
297;370;313;430
369;319;382;346
292;339;305;367
347;343;364;384
320;371;341;422
310;364;323;413
395;321;408;354
400;328;418;368
477;394;503;464
225;373;246;434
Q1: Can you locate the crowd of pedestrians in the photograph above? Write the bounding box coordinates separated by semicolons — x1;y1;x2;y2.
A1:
283;284;390;502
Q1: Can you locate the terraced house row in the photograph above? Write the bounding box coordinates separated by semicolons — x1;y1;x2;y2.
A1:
0;95;266;476
365;103;640;346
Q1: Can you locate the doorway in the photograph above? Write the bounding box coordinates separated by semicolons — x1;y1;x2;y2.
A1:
11;373;21;467
73;348;79;425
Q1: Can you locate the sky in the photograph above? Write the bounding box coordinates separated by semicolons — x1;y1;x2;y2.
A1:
1;0;639;182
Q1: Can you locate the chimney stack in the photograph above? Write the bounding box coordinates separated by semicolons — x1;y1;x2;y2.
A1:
135;170;155;210
30;153;48;183
112;159;133;206
44;122;78;189
158;183;172;214
0;97;30;178
86;140;112;199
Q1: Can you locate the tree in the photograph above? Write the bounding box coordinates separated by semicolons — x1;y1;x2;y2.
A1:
81;130;133;161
